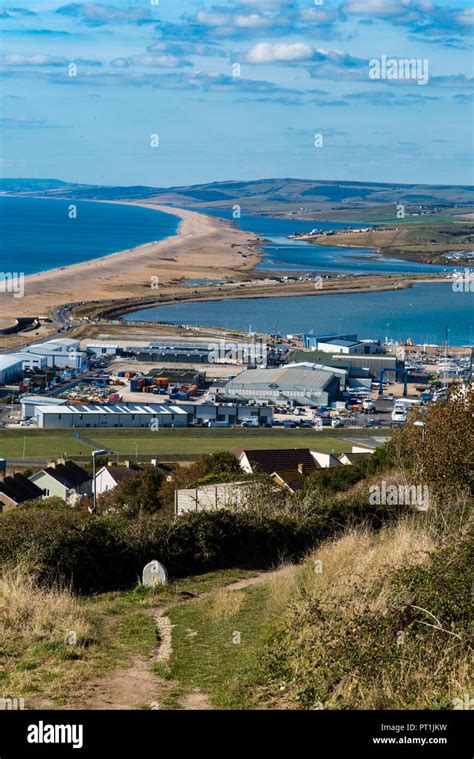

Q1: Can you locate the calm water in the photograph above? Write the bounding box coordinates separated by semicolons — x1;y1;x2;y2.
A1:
200;209;455;275
0;196;179;275
126;283;473;346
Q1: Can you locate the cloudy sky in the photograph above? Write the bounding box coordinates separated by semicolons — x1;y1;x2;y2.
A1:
1;0;473;186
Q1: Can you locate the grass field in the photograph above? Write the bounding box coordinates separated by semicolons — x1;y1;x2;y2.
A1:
0;427;380;461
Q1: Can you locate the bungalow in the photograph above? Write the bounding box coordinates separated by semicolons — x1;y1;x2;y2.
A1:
239;448;321;478
95;460;177;497
29;459;92;504
337;449;374;466
0;473;43;512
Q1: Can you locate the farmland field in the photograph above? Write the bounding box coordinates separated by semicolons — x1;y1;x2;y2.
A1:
0;427;384;461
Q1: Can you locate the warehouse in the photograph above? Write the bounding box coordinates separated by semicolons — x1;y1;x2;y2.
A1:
22;338;88;371
34;403;189;429
21;395;68;421
136;344;212;364
224;364;341;407
0;355;24;384
179;402;273;426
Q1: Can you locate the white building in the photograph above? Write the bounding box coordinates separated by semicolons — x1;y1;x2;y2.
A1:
94;463;141;496
22;338;87;371
34;402;189;429
86;343;119;356
21;395;68;421
0;355;24;384
317;338;385;355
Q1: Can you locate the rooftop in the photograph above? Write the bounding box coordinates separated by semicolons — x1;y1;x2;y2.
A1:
227;364;337;390
0;473;43;504
35;403;188;415
240;448;321;474
39;460;91;489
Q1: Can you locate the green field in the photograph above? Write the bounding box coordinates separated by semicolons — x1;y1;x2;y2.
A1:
0;427;381;461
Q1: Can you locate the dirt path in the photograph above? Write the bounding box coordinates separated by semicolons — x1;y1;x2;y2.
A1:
52;568;285;711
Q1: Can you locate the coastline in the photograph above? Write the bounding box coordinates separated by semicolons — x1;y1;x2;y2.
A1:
0;200;262;322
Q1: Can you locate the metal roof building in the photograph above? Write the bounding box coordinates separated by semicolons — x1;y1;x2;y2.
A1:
34;403;189;429
224;364;340;407
0;355;24;384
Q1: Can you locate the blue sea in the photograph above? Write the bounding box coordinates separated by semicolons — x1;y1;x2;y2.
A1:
201;209;455;275
0;196;179;275
126;283;473;346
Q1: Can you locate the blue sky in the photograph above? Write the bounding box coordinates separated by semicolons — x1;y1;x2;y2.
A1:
1;0;473;186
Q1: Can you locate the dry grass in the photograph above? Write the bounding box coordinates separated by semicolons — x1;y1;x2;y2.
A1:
253;516;472;710
0;564;93;701
206;588;245;620
0;565;91;647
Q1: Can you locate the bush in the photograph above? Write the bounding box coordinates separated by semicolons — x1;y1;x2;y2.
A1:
0;491;405;593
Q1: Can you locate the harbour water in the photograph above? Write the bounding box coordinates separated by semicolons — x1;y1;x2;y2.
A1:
126;283;473;347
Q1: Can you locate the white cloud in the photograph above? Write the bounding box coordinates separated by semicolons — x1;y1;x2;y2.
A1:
128;55;188;68
457;9;474;27
0;54;68;66
246;42;314;63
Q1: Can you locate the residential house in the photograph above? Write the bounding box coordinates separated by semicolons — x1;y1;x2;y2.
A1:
95;460;177;497
29;459;92;504
0;473;43;512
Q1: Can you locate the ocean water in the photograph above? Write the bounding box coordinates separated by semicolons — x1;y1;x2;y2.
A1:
126;283;474;346
0;196;179;275
200;209;455;275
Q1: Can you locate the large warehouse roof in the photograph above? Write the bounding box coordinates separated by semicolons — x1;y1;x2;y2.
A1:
228;365;337;389
35;403;188;416
0;354;24;370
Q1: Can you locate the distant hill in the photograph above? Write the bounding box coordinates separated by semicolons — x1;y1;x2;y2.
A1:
2;177;473;216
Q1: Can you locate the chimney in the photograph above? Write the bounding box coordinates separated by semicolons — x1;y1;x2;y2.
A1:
150;458;157;467
298;463;305;475
56;457;66;466
47;461;56;469
124;460;131;468
107;461;114;468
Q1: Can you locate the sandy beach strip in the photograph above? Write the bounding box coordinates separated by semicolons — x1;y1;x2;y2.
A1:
0;201;261;321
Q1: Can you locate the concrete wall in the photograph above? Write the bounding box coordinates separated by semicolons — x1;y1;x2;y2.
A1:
175;481;252;516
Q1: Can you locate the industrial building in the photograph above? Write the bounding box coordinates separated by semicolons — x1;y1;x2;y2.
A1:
136;344;212;364
179;402;274;426
294;350;401;382
34;403;189;429
0;355;25;384
21;395;68;421
22;338;88;371
32;400;273;429
303;334;386;355
223;364;341;407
